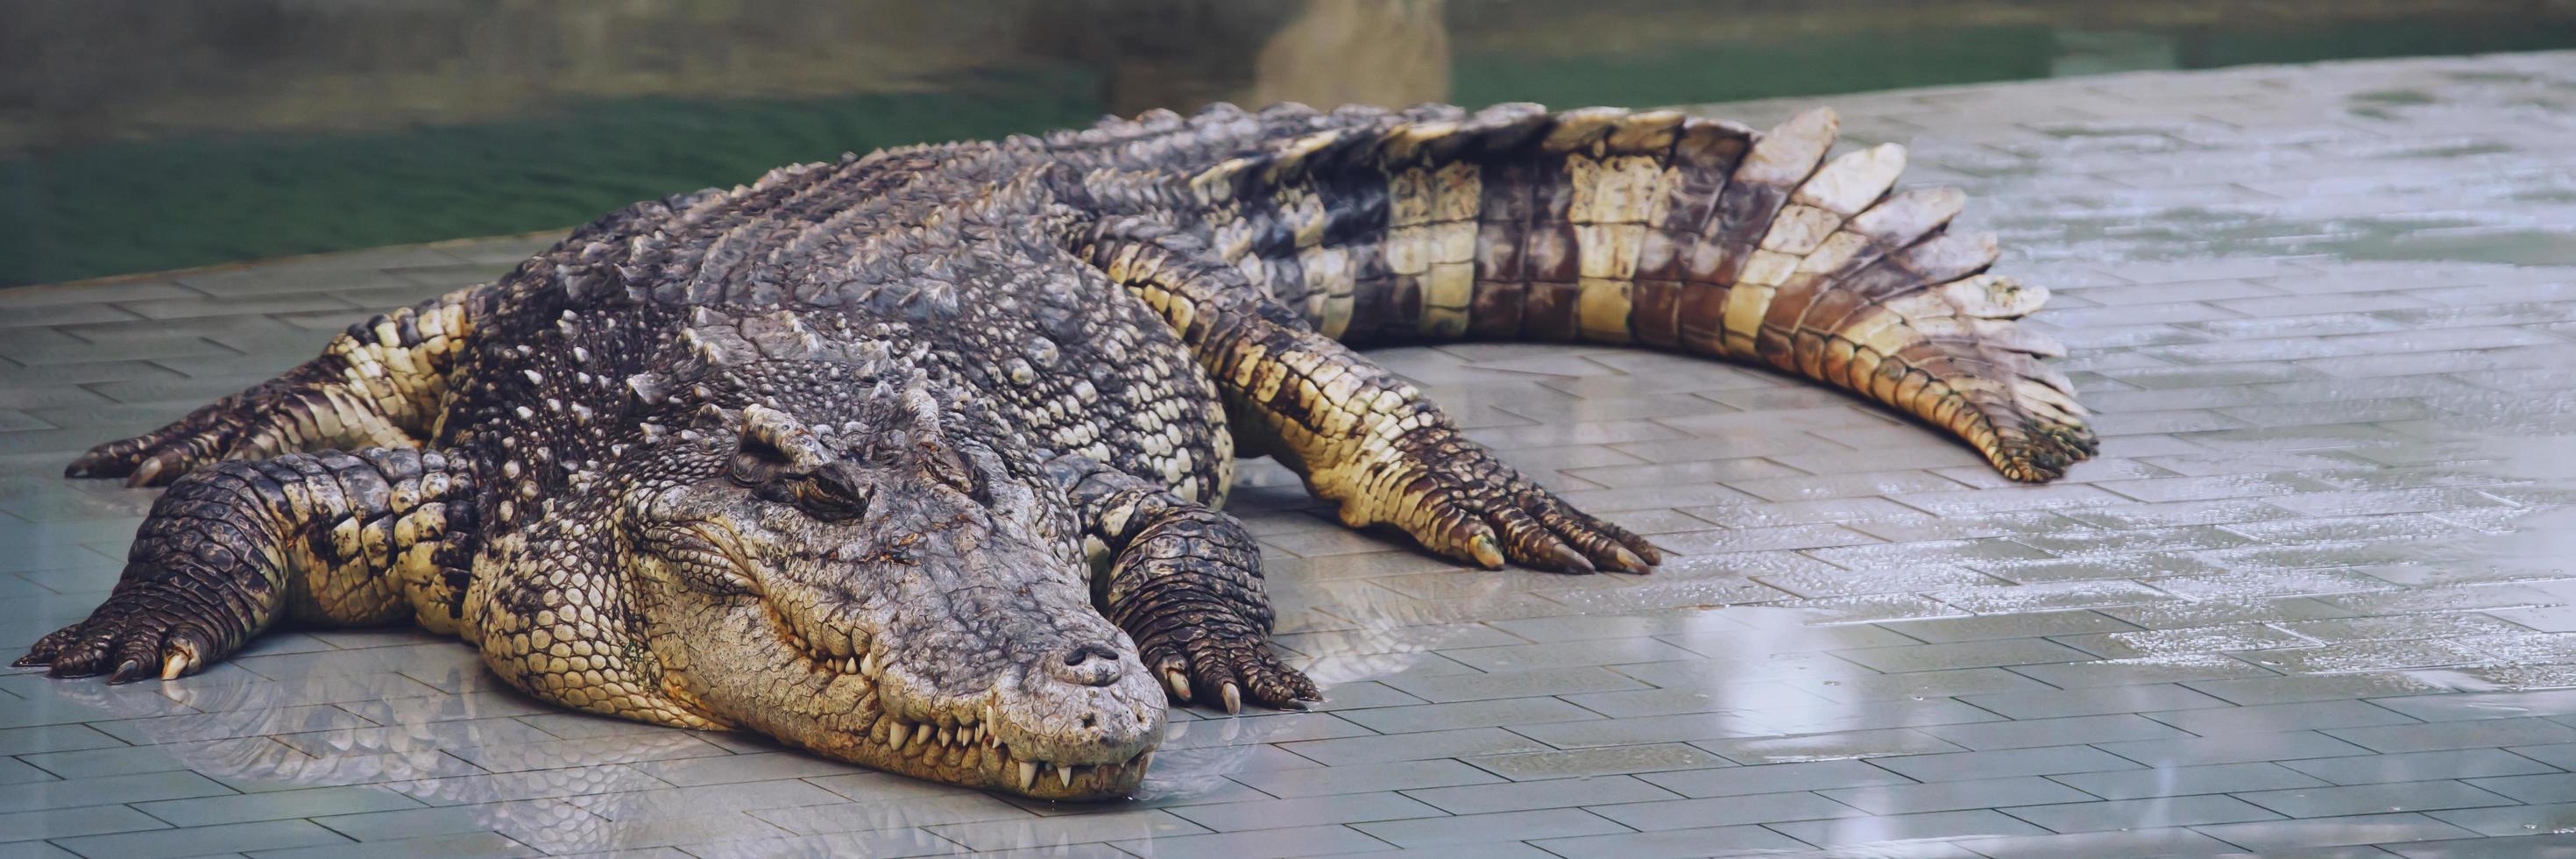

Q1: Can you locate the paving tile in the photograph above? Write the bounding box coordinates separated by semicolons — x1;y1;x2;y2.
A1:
0;803;172;842
2005;655;2278;690
1919;713;2193;750
1964;683;2239;719
1870;746;2143;782
1950;827;2240;858
1692;728;1968;765
1351;807;1626;848
1527;824;1813;859
134;784;422;827
1228;759;1503;799
1832;638;2098;672
53;819;352;859
1584;790;1861;831
314;799;594;842
1276;728;1552;766
1104;824;1393;859
2191;812;2484;851
1402;776;1677;816
0;770;237;814
2098;731;2380;768
2146;699;2423;735
2289;749;2565;785
2186;671;2454;706
1331;698;1602;735
1765;808;2051;847
2374;690;2576;722
1377;667;1647;703
2239;781;2521;819
244;831;541;859
1164;792;1447;831
2427;802;2576;838
2006;793;2285;833
2332;718;2576;753
1461;742;1730;780
1638;759;1913;799
1822;776;2096;815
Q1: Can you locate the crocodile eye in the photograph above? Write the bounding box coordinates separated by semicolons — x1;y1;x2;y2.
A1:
793;463;873;522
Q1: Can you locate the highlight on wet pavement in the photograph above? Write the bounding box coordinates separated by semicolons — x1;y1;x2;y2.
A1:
4;48;2576;859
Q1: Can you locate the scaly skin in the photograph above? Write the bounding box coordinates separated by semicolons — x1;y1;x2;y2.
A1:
21;102;2092;800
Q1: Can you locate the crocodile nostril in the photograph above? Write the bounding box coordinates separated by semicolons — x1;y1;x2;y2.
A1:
1047;643;1124;687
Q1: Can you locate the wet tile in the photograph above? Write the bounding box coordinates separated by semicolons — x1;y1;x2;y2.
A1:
2237;780;2520;818
2053;761;2332;800
1164;792;1446;831
1823;776;2094;815
1351;807;1626;848
1462;742;1730;780
1950;827;2240;858
1105;824;1393;859
2331;718;2576;753
1766;808;2051;848
1276;728;1551;766
2097;731;2378;767
1587;789;1859;832
2144;699;2421;735
1964;683;2237;719
2193;812;2482;850
0;769;236;814
134;784;422;827
2288;749;2564;785
1920;713;2193;750
1528;824;1813;859
1637;759;1910;799
53;819;352;858
1227;759;1503;798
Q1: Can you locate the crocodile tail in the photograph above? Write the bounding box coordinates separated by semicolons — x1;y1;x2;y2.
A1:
1191;103;2095;482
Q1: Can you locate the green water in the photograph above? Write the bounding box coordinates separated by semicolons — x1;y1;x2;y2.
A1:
9;1;2576;286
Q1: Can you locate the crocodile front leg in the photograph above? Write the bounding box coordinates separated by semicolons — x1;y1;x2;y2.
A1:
19;448;481;681
1074;220;1662;574
1056;456;1319;713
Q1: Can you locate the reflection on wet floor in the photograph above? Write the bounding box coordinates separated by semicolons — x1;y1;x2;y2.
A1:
4;49;2576;858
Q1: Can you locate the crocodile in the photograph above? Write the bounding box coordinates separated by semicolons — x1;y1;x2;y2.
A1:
18;102;2094;799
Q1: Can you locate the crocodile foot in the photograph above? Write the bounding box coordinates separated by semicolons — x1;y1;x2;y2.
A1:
1355;426;1666;574
65;400;255;487
1140;617;1320;714
18;582;225;683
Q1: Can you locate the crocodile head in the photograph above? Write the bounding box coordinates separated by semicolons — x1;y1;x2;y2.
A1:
618;363;1163;799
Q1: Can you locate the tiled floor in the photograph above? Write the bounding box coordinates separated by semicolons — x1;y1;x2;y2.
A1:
4;50;2576;857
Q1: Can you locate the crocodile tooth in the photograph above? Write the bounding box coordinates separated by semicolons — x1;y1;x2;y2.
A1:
913;723;932;749
1136;751;1154;772
1017;761;1038;791
861;652;880;678
985;705;995;727
887;720;908;750
938;727;954;747
1057;764;1075;788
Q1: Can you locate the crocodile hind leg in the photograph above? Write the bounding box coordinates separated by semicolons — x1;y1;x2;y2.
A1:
1055;454;1320;713
1072;221;1660;574
19;449;480;681
67;285;488;486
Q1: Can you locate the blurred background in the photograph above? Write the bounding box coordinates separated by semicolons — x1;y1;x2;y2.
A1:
7;0;2576;287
